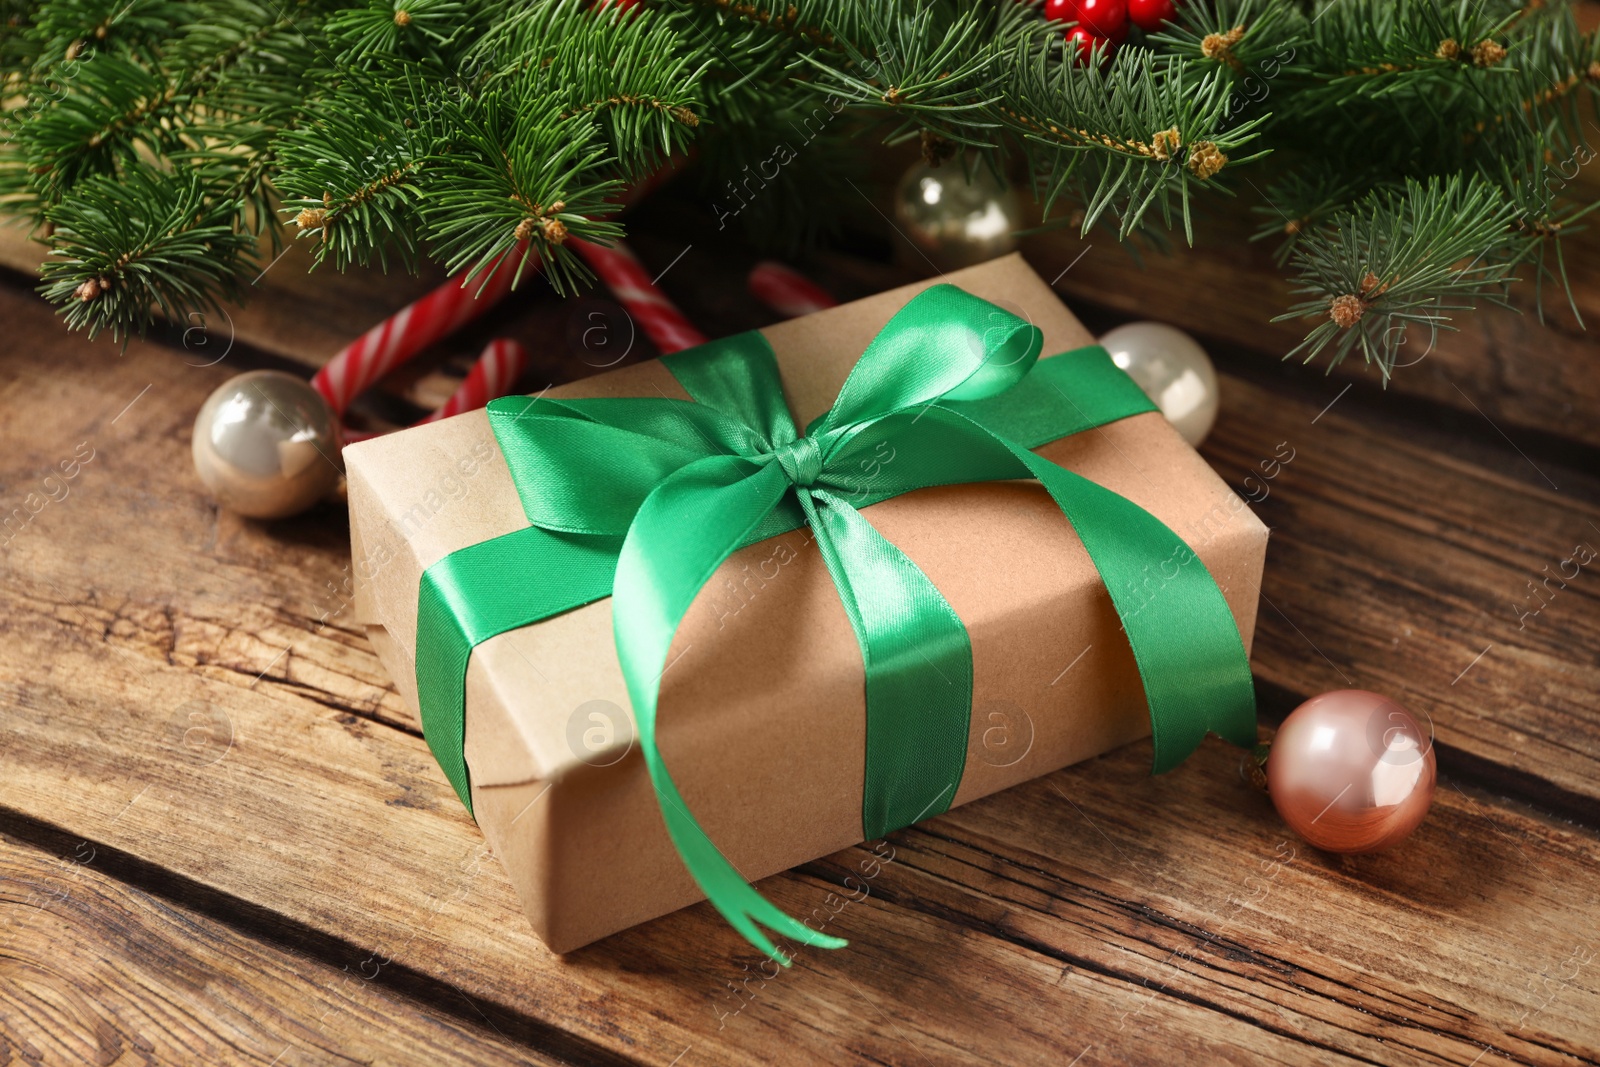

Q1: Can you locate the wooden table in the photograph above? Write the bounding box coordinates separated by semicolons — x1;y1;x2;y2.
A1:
2;168;1598;1066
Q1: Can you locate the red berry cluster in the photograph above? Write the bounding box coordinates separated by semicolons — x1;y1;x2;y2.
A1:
1042;0;1179;65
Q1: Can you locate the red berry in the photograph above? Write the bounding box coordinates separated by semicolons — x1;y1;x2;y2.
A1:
1043;0;1078;22
1064;25;1108;66
1127;0;1178;31
1075;0;1127;37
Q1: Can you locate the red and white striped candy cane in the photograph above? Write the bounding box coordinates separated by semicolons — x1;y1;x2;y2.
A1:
573;239;706;353
747;260;838;317
312;245;528;439
417;337;531;425
313;238;711;441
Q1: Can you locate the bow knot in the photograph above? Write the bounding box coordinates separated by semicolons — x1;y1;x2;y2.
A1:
771;435;823;487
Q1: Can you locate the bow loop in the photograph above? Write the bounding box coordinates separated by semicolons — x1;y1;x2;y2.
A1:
487;394;767;535
811;284;1042;437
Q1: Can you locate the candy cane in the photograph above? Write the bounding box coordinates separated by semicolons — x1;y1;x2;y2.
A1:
418;338;530;425
315;238;708;441
747;261;838;317
312;245;529;424
573;239;707;353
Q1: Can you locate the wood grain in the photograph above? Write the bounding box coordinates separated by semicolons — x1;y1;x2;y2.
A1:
0;826;572;1067
1203;370;1600;815
1;234;1598;1065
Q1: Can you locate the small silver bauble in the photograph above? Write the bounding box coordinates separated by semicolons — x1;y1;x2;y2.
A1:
192;370;343;519
893;159;1022;270
1098;321;1219;447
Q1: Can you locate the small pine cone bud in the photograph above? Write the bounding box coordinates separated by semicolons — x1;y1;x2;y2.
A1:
542;217;569;245
1360;271;1390;298
1472;39;1506;68
1201;25;1246;69
514;217;536;241
920;129;958;167
1284;218;1301;235
669;106;700;127
1587;61;1600;82
1436;38;1460;61
393;8;412;26
1187;142;1226;180
1329;294;1365;328
295;208;327;230
1151;126;1181;162
74;278;100;303
547;200;565;214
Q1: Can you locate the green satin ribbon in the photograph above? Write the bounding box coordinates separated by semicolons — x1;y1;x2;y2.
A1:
414;284;1256;963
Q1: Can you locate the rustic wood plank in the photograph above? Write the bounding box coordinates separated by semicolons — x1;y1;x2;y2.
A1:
1;258;1599;1064
1200;368;1600;816
0;826;573;1067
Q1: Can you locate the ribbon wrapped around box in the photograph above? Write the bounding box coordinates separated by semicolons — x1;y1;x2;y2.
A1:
348;255;1269;957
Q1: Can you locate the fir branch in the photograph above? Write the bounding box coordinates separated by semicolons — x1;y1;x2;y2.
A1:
36;163;256;342
1003;41;1270;241
24;0;190;73
324;0;473;68
481;0;705;179
797;1;1005;142
1275;175;1523;376
420;88;624;295
273;74;431;273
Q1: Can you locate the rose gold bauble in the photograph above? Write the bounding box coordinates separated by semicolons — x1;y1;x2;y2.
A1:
1266;689;1436;854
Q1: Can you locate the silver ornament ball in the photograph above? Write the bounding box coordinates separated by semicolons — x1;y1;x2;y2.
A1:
893;159;1021;270
192;370;343;519
1098;321;1219;447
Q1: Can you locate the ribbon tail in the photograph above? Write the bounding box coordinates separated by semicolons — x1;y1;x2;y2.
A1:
612;455;847;964
800;489;973;839
1008;447;1258;769
825;403;1256;770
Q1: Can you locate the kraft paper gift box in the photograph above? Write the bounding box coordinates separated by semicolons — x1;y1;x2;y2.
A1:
346;253;1268;953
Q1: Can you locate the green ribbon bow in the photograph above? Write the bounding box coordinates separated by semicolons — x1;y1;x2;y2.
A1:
414;284;1256;963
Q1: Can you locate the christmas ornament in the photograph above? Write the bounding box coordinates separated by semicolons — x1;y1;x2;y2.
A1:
1097;321;1219;447
1127;0;1180;31
192;235;709;518
192;370;343;519
893;160;1022;270
1063;25;1102;65
1074;0;1128;38
1045;0;1126;63
747;261;838;317
1266;690;1436;854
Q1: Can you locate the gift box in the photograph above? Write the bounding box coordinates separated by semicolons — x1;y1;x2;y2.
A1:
347;254;1268;955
